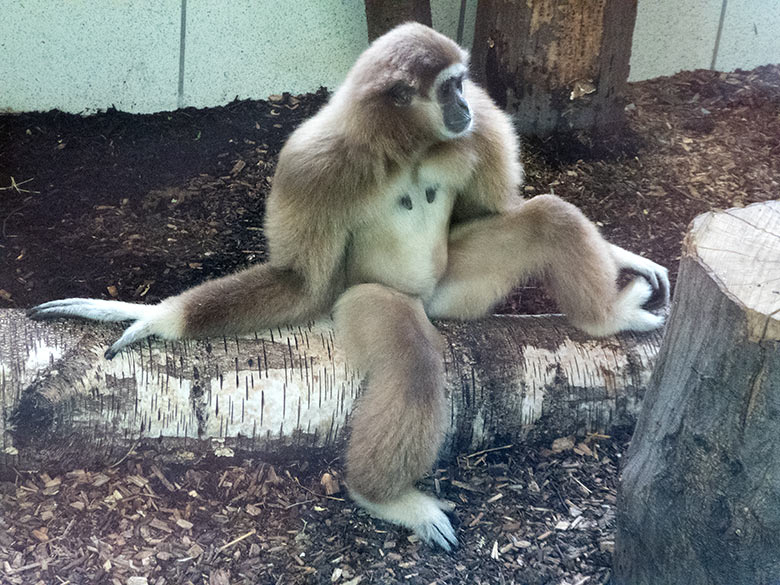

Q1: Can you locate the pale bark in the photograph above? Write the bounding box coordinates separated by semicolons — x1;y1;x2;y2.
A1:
1;310;662;473
615;201;780;585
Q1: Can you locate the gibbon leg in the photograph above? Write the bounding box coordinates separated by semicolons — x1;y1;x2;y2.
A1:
333;284;457;551
426;194;668;336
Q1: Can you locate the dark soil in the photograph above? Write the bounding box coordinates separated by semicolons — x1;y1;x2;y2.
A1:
0;91;328;308
1;65;779;584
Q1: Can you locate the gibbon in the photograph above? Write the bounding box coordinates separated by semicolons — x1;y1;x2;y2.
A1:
30;23;669;550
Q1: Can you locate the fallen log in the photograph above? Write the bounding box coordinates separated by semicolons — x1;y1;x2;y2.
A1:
1;309;662;474
615;201;780;585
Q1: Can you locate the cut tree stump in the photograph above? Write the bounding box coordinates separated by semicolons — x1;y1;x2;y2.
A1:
471;0;637;135
614;201;780;585
0;310;662;475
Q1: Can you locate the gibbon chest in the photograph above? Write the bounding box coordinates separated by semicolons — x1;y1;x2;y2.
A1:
346;172;456;299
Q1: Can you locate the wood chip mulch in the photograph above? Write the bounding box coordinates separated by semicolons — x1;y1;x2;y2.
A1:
0;432;626;585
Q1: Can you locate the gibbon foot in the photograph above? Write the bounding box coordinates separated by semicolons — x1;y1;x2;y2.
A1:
350;489;458;551
609;244;670;310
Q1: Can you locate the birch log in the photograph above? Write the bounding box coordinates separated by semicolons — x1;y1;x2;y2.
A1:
1;310;662;474
614;201;780;585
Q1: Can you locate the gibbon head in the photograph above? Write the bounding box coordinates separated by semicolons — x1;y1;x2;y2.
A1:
344;23;473;144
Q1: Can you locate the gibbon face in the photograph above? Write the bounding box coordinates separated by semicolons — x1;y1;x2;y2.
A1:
384;61;472;141
345;23;473;143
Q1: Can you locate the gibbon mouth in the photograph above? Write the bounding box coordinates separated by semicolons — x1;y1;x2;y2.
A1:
444;108;472;135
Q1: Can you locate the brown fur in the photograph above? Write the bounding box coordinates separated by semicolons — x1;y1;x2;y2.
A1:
171;24;652;518
181;25;484;336
30;23;667;547
428;195;619;328
181;264;339;337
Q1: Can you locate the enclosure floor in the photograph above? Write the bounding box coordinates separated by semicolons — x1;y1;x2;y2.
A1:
0;433;631;585
1;65;779;584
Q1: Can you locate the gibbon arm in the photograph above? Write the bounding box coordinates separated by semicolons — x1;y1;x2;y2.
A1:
333;283;456;551
29;173;354;359
29;118;362;358
177;168;354;339
450;83;525;221
28;263;338;359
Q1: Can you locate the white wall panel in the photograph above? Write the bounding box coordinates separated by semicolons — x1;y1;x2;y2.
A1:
1;0;777;114
0;0;180;114
183;0;367;108
715;0;780;71
431;0;478;48
630;0;723;81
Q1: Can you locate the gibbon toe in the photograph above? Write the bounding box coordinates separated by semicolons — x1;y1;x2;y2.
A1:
414;505;458;552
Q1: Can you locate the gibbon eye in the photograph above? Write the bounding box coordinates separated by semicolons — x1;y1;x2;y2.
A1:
439;76;464;101
389;83;413;106
455;76;464;92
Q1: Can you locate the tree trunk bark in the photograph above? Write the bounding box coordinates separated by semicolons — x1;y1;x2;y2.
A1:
471;0;637;136
614;201;780;585
1;310;662;475
364;0;432;42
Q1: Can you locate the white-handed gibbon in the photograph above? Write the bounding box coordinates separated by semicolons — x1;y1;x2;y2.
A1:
29;23;669;550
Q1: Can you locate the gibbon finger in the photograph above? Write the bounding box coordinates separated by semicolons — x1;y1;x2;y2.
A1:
104;320;157;359
28;298;151;322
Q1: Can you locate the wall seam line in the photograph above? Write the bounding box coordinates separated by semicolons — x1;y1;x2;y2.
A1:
177;0;187;108
710;0;728;70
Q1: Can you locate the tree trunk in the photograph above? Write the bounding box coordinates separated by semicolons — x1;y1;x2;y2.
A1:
364;0;432;42
471;0;637;136
614;201;780;585
0;310;662;475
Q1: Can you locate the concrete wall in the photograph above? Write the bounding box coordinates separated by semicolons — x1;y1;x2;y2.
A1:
713;0;780;72
629;0;724;81
0;0;777;115
0;1;181;113
629;0;780;80
182;0;368;110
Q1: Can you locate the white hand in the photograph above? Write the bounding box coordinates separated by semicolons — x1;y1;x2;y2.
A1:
610;244;670;309
28;298;183;359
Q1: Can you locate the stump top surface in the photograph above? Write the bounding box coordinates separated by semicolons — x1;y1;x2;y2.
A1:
688;200;780;341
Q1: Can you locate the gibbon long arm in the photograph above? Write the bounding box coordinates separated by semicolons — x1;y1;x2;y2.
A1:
334;284;456;551
28;264;336;359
